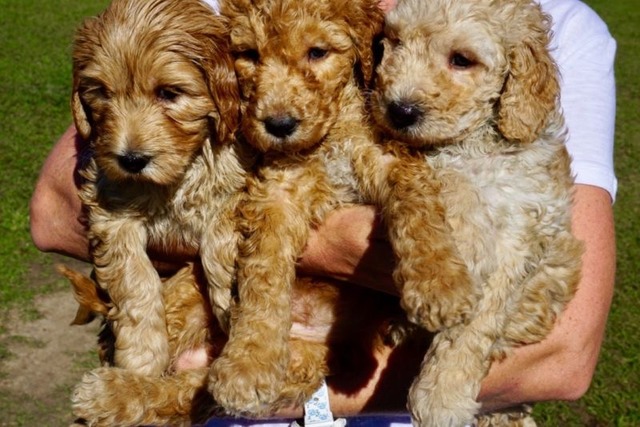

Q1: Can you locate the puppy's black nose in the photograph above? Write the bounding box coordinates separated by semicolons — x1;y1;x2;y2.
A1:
264;115;299;138
387;101;423;129
118;152;150;174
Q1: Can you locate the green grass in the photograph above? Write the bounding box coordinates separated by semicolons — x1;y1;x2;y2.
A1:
0;0;109;309
0;0;638;425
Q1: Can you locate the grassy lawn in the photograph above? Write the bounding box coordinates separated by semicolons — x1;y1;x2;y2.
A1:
0;0;637;425
0;0;108;311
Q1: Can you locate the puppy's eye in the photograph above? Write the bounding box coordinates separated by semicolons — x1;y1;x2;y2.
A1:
449;52;476;69
308;47;328;61
82;83;110;101
236;48;260;63
156;86;182;102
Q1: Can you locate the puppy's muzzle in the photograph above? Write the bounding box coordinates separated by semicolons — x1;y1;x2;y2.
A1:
264;114;299;138
118;152;151;174
387;100;423;130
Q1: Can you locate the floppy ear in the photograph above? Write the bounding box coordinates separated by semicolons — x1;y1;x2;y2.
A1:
345;0;385;87
70;18;99;141
497;11;559;144
71;86;92;141
201;19;241;144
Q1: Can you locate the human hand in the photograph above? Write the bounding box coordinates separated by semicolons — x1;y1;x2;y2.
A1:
297;205;397;295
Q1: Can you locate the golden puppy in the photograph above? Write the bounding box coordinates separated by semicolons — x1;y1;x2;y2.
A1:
210;0;471;416
371;0;583;425
70;0;250;378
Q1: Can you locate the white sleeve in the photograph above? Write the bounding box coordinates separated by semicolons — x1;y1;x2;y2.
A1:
542;0;618;201
201;0;220;14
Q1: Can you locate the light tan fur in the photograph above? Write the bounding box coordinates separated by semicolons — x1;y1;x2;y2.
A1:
59;264;403;426
70;0;251;379
210;0;472;416
371;0;583;425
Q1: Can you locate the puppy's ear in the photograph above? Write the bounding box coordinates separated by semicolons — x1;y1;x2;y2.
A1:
497;10;559;144
345;0;385;87
71;86;92;141
71;18;99;141
201;20;241;144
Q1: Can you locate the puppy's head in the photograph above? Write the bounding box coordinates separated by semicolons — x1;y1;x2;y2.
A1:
72;0;240;185
371;0;559;146
223;0;383;153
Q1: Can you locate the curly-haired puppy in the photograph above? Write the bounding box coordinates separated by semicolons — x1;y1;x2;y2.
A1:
59;263;404;426
371;0;583;425
70;0;252;378
209;0;471;415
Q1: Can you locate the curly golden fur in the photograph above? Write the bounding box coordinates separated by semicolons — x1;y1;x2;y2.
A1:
371;0;583;425
59;263;404;426
70;0;250;379
209;0;471;416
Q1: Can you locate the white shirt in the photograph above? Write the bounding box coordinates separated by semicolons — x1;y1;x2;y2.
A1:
201;0;220;13
540;0;618;201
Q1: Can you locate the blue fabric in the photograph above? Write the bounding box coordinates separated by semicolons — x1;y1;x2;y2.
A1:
198;414;412;427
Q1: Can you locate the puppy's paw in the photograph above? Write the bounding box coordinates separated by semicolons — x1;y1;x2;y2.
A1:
400;261;476;331
72;368;146;427
408;373;479;427
208;354;286;416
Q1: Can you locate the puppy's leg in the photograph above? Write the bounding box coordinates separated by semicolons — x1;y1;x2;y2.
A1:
477;405;537;427
201;201;242;334
408;269;512;426
162;264;218;365
274;339;330;412
92;218;169;376
353;144;475;331
409;327;486;426
72;367;209;427
386;158;476;331
208;176;319;415
501;230;581;347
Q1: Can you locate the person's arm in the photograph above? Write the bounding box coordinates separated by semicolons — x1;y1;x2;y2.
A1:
30;124;90;260
298;205;396;294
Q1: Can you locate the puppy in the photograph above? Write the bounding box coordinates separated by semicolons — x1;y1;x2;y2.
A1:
70;0;250;377
210;0;471;416
371;0;583;425
59;263;405;426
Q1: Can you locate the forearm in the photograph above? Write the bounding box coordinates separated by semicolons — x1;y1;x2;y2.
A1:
298;205;396;294
30;124;90;261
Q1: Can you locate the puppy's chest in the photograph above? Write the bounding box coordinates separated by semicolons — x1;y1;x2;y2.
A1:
431;143;565;216
262;142;364;206
145;202;207;252
428;144;572;270
318;139;366;204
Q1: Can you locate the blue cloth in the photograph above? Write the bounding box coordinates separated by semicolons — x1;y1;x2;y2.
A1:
198;414;412;427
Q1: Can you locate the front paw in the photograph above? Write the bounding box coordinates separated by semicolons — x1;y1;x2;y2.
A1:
208;354;286;416
408;372;479;427
72;368;145;427
400;262;476;331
